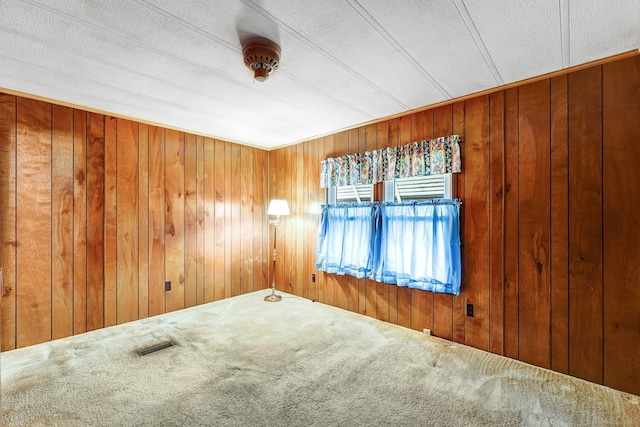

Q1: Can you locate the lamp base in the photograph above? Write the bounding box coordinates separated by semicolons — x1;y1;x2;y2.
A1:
264;293;282;302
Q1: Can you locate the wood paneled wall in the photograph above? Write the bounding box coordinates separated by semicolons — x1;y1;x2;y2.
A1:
0;95;269;350
1;55;639;397
268;55;640;396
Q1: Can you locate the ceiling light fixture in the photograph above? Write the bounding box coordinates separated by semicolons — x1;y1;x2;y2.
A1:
242;37;281;82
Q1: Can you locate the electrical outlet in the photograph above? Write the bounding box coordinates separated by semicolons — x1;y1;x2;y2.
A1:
311;273;316;282
165;281;171;291
466;303;474;317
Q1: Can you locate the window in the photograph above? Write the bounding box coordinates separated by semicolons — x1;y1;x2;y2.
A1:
384;173;454;202
327;183;374;204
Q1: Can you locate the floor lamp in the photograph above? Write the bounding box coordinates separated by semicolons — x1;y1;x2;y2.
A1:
265;199;290;302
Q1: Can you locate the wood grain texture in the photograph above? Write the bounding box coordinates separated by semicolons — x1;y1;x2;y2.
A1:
568;66;603;384
306;139;320;302
489;92;505;355
240;145;254;295
16;98;52;347
5;55;640;396
518;80;551;369
148;126;165;316
4;93;271;350
230;144;241;296
165;129;185;313
184;133;198;308
214;140;226;301
603;55;640;395
452;101;466;344
195;136;205;304
503;88;520;360
432;105;455;340
138;124;150;319
294;144;305;298
396;116;412;328
51;105;74;340
0;93;17;350
204;138;216;303
550;75;569;374
104;116;117;326
356;129;366;315
333;131;350;311
254;147;266;291
374;123;389;321
116;119;139;323
73;110;88;334
86;112;105;331
224;143;232;299
363;127;376;318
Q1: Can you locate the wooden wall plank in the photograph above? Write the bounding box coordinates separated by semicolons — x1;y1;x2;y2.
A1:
374;122;390;322
489;92;505;355
452;100;466;344
363;126;376;318
240;146;254;295
104;117;117;326
396;115;412;328
195;136;205;304
503;88;520;359
73;110;88;334
410;111;435;332
518;80;551;368
164;129;185;313
0;93;17;351
261;148;269;293
550;75;570;374
568;66;603;384
254;148;266;291
86;112;105;331
294;143;305;297
321;138;335;305
213;139;225;301
148;126;165;316
116;119;139;323
433;105;456;340
51;105;74;340
16;98;52;347
184;133;198;308
204;138;216;302
356;130;370;314
138;124;150;319
334;131;350;310
346;130;360;313
603;55;640;395
224;143;232;298
271;146;285;298
230;144;242;296
301;142;310;298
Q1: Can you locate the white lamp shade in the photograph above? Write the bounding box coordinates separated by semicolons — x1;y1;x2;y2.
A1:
267;199;290;216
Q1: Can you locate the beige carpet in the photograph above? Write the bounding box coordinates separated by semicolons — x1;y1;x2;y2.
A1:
3;291;639;426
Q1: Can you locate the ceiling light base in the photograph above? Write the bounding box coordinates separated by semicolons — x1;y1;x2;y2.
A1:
242;37;281;82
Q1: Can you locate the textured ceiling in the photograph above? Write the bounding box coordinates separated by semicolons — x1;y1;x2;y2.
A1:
1;0;639;149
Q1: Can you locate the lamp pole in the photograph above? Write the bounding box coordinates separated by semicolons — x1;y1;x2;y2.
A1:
265;215;282;302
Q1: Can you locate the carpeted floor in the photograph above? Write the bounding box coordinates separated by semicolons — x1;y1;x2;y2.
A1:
3;291;639;426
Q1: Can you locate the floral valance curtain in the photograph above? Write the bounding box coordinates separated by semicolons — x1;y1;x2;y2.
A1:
320;134;462;188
